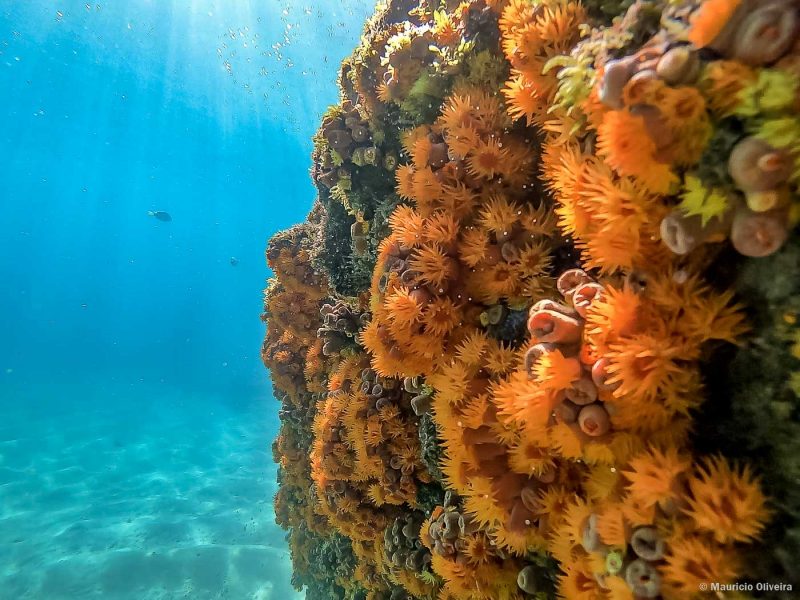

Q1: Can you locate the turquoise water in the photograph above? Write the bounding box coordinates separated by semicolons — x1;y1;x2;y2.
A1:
0;1;372;597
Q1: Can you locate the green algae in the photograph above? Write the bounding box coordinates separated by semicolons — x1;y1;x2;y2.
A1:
293;527;368;600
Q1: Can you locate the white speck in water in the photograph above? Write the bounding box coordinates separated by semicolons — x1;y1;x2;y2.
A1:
673;270;689;284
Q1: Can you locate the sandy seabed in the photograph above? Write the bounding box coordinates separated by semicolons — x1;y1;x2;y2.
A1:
0;380;303;600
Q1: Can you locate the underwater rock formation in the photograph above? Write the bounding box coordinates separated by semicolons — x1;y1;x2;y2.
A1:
262;0;799;598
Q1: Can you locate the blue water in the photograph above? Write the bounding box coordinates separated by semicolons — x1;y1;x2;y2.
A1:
0;1;372;597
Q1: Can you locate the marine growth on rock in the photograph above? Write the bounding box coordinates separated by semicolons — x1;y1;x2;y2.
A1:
262;0;800;598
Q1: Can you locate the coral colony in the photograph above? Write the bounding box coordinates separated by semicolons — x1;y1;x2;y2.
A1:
262;0;800;598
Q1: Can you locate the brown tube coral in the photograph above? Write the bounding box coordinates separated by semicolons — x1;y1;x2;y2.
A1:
728;137;793;193
730;205;790;257
527;308;583;344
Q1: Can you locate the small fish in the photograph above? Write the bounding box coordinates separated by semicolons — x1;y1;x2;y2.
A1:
230;257;239;266
147;210;172;222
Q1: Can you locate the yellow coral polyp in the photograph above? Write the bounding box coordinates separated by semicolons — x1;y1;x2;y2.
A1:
466;136;509;180
661;534;741;597
688;0;743;49
596;109;678;195
684;456;769;544
623;446;691;511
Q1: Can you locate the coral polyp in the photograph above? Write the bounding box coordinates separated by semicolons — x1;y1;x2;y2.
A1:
262;0;799;598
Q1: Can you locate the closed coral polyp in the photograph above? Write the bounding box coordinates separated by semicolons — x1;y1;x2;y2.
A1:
528;309;583;344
